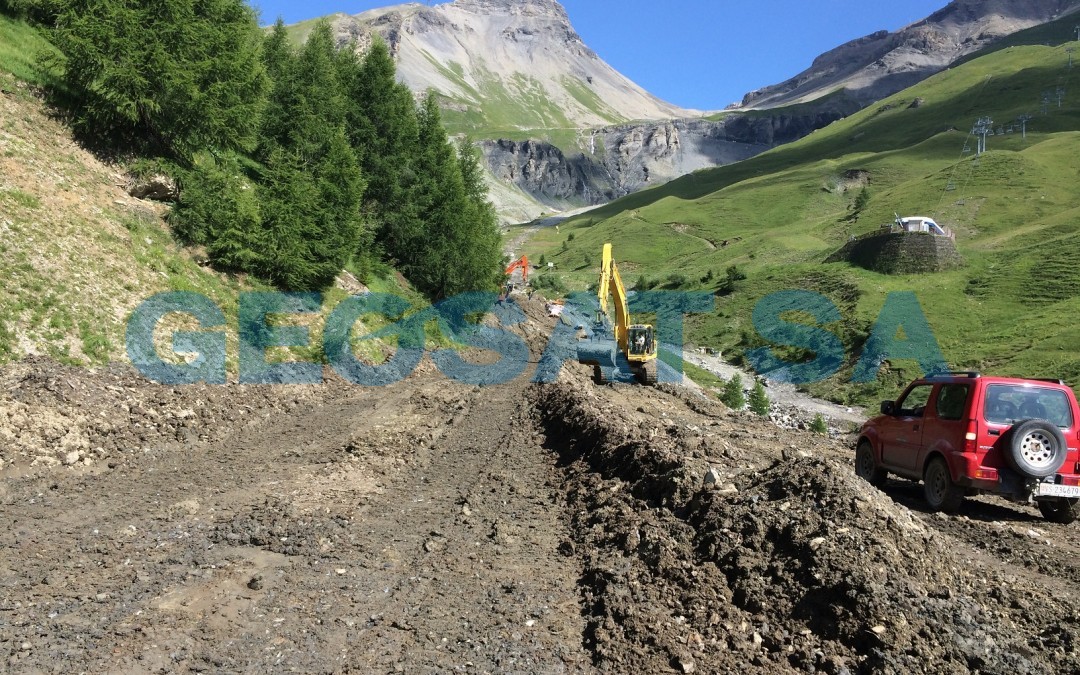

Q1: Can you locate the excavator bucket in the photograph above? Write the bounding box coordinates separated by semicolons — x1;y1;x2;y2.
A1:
577;338;617;369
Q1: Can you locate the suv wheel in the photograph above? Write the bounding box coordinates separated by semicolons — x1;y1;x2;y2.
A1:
1006;419;1068;479
1037;498;1080;525
924;457;964;513
855;441;887;487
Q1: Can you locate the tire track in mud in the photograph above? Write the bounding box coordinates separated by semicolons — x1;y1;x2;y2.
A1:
332;382;589;673
0;370;591;673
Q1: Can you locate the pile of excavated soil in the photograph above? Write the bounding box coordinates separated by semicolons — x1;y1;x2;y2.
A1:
533;373;1080;674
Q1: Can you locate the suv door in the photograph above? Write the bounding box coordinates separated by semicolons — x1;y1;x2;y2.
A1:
880;383;934;475
917;383;971;471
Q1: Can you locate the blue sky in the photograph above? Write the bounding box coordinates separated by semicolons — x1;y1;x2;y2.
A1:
249;0;949;109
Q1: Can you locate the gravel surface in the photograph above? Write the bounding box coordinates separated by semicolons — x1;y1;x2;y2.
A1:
1;299;1077;673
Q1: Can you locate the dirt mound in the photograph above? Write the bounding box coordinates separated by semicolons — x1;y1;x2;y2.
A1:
0;356;348;470
533;372;1080;674
692;458;1077;673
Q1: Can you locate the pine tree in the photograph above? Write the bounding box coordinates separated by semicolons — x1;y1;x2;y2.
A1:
853;186;871;213
52;0;267;158
245;20;365;290
721;374;745;410
264;21;347;160
408;93;469;298
454;136;504;292
748;379;770;416
256;147;321;289
170;154;262;266
810;414;829;435
339;37;420;264
257;20;295;150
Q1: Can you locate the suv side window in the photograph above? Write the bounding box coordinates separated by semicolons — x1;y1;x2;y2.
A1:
935;384;970;421
897;384;933;417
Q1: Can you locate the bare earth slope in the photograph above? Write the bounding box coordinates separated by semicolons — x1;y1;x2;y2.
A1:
2;298;1078;673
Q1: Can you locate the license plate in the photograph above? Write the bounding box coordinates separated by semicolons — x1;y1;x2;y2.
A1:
1037;483;1080;498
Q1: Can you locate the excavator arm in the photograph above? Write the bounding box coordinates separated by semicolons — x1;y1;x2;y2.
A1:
505;255;529;285
597;244;630;353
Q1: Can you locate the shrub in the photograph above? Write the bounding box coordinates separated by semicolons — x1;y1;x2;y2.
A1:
810;414;829;435
721;374;745;410
531;274;567;296
665;272;688;288
748;379;770;416
716;264;747;295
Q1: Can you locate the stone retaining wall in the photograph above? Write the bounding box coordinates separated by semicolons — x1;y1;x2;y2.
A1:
825;231;962;274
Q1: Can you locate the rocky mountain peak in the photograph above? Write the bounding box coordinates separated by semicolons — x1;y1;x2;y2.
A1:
737;0;1080;110
449;0;570;21
313;0;688;132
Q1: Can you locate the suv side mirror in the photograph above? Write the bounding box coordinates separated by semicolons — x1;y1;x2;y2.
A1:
880;401;895;416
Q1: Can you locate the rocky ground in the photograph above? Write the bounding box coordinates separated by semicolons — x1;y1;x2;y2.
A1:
1;298;1078;673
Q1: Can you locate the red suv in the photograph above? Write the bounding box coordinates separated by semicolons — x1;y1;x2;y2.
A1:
855;372;1080;523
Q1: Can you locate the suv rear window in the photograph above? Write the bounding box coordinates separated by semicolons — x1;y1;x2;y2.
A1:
983;384;1074;428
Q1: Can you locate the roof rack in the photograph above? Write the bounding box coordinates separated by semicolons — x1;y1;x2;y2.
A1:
926;371;981;379
1034;378;1067;385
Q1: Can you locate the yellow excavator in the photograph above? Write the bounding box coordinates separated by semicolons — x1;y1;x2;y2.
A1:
577;243;658;384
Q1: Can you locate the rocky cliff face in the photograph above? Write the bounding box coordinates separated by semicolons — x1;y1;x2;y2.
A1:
481;109;849;209
738;0;1080;109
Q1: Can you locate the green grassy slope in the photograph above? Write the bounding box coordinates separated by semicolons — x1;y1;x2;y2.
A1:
521;37;1080;405
0;12;58;86
0;14;432;368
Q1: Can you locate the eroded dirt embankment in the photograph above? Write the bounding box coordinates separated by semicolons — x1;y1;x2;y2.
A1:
532;371;1080;674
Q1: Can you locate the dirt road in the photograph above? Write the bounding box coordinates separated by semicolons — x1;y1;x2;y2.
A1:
1;301;1078;673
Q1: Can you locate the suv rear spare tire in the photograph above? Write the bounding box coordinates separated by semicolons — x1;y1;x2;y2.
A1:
1006;419;1068;479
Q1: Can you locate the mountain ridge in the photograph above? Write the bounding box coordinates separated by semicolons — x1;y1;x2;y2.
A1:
736;0;1080;109
282;0;1078;221
314;0;694;132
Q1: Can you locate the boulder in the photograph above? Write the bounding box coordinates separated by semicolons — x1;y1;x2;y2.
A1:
127;174;179;202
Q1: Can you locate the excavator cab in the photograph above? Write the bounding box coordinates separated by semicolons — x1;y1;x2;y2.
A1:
628;325;653;356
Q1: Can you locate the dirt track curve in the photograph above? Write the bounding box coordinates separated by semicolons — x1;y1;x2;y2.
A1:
1;297;1078;673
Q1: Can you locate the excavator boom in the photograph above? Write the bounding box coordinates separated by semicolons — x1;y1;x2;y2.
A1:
504;255;529;285
577;243;658;384
598;244;630;353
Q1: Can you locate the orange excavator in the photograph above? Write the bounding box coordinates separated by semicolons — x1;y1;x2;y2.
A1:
503;255;529;296
505;255;529;285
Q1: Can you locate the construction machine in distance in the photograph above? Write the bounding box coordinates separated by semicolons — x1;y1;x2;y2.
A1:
577;243;658;384
505;255;529;284
503;255;529;295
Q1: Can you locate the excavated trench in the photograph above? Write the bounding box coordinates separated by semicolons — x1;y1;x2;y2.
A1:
531;374;1080;675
